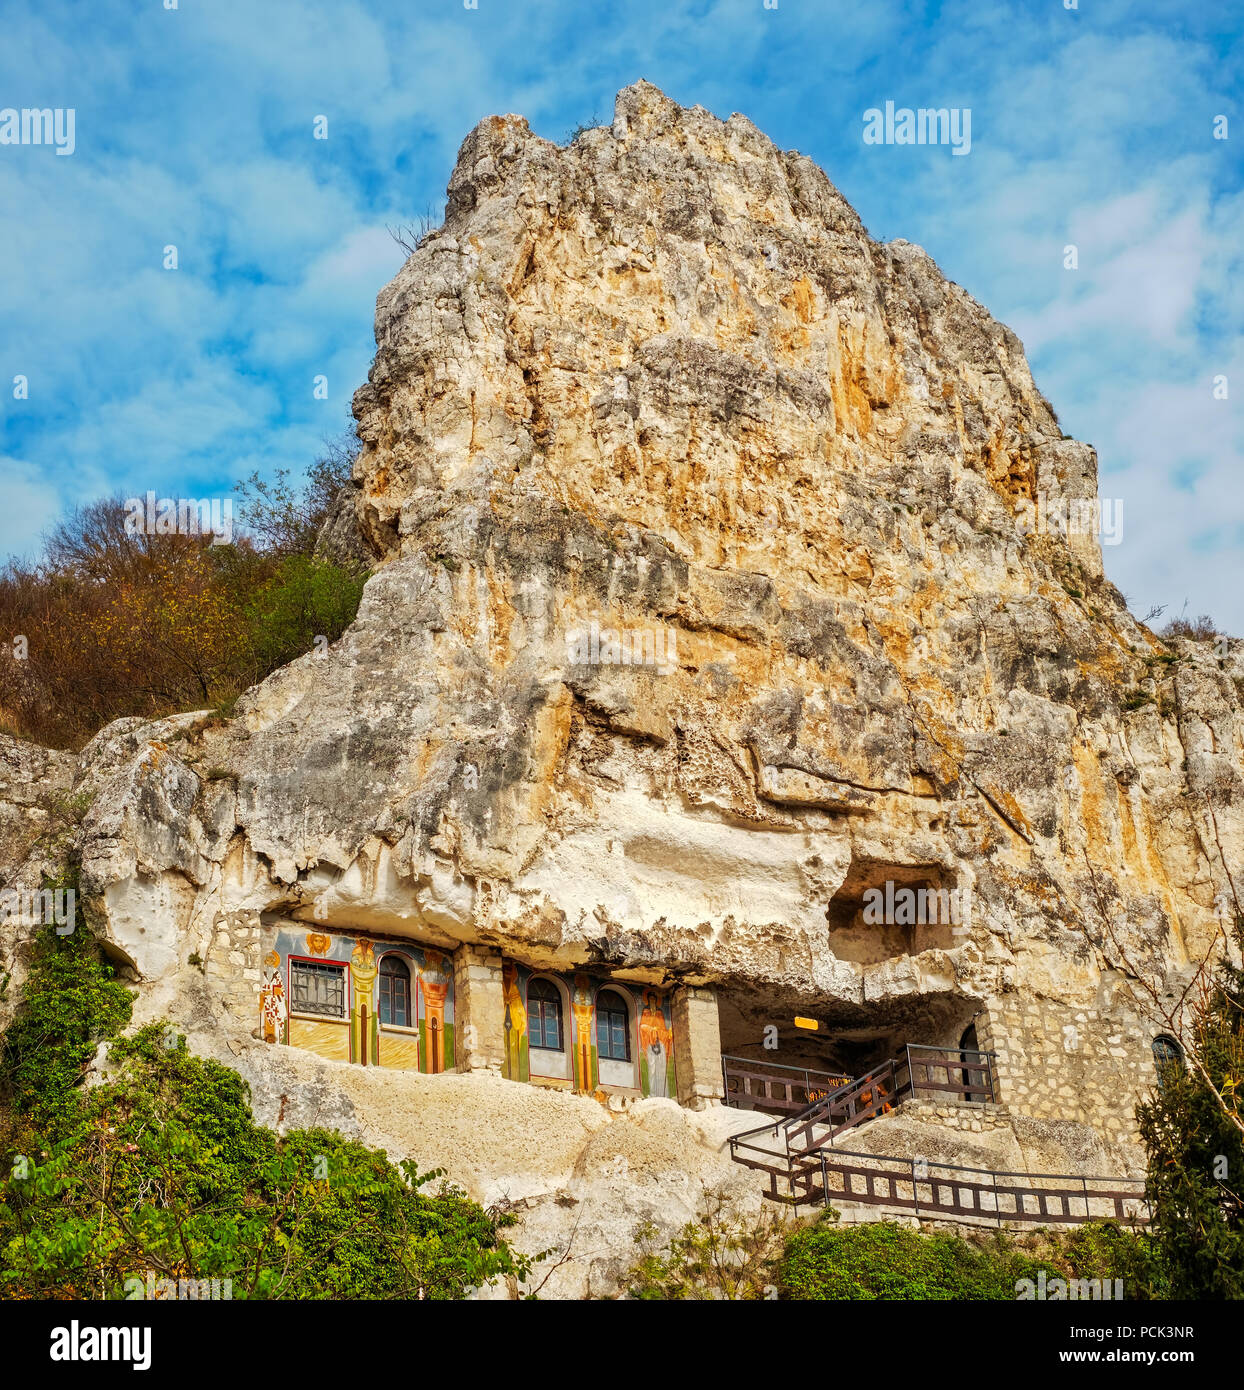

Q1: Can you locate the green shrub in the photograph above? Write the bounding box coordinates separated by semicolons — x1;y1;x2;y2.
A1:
778;1216;1156;1300
1055;1220;1163;1295
0;920;532;1300
245;554;367;676
780;1218;1038;1300
1;1024;533;1300
0;906;133;1138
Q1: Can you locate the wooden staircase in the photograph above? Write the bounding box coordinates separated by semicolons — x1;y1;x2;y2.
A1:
726;1046;1149;1227
729;1055;909;1205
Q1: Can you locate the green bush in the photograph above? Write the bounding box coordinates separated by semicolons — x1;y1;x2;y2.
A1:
245;554;367;676
780;1218;1039;1300
0;916;533;1300
778;1216;1156;1300
0;904;133;1138
1;1024;534;1300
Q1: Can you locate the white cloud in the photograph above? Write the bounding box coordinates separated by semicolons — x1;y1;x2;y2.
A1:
0;459;67;563
0;0;1238;636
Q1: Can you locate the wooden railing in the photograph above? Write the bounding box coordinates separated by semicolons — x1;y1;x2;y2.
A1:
905;1043;996;1104
721;1055;852;1115
808;1149;1149;1226
725;1041;1140;1227
784;1057;906;1155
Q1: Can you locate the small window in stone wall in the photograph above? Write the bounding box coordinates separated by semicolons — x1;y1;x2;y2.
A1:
597;989;631;1062
378;954;412;1027
291;959;346;1018
1152;1035;1183;1091
529;977;564;1051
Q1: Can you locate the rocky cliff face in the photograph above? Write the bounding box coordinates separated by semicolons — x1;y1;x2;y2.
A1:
301;81;1237;1029
2;84;1242;1271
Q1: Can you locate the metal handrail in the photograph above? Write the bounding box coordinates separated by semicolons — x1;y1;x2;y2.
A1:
728;1114;789;1148
903;1043;997;1103
824;1147;1144;1186
721;1053;851;1077
814;1146;1149;1225
728;1040;1000;1169
721;1055;855;1122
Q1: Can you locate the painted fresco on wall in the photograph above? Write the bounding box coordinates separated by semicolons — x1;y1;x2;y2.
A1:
262;927;454;1073
502;959;529;1083
259;950;287;1044
350;939;379;1066
638;989;677;1099
499;960;675;1100
420;949;453;1074
571;974;598;1093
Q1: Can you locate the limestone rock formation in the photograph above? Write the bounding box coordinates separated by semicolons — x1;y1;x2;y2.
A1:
3;82;1242;1289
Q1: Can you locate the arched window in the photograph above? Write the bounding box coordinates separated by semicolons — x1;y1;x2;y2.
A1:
529;977;563;1051
378;955;411;1028
958;1022;984;1102
1152;1035;1183;1091
597;989;631;1062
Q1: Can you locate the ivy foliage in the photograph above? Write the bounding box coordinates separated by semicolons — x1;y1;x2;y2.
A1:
0;922;533;1300
0;912;133;1138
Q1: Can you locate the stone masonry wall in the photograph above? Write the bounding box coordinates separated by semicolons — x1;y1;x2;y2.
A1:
897;1098;1011;1135
979;998;1160;1151
453;943;506;1073
203;908;265;1029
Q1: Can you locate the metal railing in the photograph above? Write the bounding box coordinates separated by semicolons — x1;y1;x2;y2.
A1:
904;1043;996;1105
721;1054;852;1115
784;1056;906;1155
724;1039;1141;1227
811;1148;1149;1226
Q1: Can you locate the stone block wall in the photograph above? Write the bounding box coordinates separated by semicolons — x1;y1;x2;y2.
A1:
204;908;265;1029
897;1098;1010;1135
978;997;1161;1148
453;944;506;1073
672;984;724;1109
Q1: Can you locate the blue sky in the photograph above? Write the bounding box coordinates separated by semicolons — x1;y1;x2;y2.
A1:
1;0;1240;626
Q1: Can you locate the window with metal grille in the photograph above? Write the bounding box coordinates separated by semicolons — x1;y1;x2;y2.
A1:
528;977;563;1051
290;960;346;1018
378;954;411;1028
597;990;630;1062
1152;1035;1183;1092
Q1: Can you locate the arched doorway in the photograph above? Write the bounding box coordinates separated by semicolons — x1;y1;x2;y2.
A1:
959;1022;981;1102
